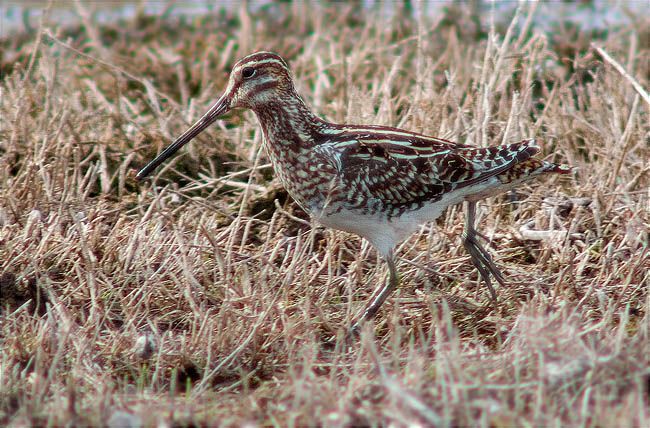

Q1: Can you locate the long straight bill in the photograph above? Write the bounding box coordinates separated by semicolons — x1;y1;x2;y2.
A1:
136;95;230;180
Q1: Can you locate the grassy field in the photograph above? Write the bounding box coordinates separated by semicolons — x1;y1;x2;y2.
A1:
1;2;648;426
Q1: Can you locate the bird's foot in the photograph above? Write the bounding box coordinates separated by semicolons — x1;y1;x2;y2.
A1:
462;230;505;302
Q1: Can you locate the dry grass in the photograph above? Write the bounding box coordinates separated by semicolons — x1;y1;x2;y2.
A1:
1;2;648;426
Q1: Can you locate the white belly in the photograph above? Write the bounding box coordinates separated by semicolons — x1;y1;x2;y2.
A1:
311;183;496;258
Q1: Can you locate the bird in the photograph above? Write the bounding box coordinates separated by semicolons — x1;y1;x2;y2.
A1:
136;51;572;331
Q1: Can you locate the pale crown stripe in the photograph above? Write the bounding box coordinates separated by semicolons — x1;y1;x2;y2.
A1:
234;57;288;73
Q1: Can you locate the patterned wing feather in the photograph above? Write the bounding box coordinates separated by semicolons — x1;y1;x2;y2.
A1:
322;129;541;216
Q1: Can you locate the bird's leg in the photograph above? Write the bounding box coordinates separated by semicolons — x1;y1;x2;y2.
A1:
462;201;505;301
349;250;399;335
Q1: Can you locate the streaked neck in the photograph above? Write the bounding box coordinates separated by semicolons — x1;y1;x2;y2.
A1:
253;90;327;149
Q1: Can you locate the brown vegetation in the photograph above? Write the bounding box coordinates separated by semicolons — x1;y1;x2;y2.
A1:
1;2;648;426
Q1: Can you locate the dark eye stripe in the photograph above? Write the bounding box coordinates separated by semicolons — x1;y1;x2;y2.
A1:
248;80;278;98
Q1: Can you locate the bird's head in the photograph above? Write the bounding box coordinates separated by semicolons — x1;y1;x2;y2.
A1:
226;51;294;110
136;51;293;180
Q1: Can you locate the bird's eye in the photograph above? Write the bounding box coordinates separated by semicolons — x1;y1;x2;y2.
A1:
241;67;256;79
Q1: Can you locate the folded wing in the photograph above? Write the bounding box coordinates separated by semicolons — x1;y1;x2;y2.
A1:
320;129;540;215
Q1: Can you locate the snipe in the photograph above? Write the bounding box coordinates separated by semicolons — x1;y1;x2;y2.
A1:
137;51;571;332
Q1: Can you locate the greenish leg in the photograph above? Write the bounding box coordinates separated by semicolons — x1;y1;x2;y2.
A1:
349;250;399;335
462;201;505;302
